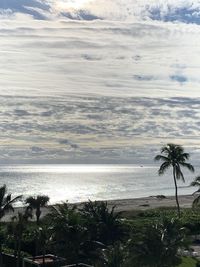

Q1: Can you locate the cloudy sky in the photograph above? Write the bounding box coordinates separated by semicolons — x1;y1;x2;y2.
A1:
0;0;200;164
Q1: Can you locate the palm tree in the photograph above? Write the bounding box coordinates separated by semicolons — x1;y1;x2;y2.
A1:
82;201;126;246
0;185;21;267
48;202;104;265
25;195;49;225
49;202;87;264
191;176;200;207
0;185;22;219
154;144;194;217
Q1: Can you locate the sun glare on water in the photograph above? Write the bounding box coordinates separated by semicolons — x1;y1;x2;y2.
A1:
57;0;93;10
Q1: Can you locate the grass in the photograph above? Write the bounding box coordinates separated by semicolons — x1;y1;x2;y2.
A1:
178;257;199;267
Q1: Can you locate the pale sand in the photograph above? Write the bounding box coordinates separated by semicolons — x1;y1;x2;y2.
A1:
1;194;196;222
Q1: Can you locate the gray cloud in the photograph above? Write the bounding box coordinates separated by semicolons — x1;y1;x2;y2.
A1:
0;95;199;163
170;74;187;83
133;75;155;81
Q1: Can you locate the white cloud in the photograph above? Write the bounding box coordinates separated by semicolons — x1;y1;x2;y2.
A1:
1;0;200;23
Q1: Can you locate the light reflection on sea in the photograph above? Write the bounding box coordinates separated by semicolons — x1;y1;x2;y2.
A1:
0;164;196;206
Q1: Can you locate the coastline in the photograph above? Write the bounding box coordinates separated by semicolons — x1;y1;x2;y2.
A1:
1;194;196;222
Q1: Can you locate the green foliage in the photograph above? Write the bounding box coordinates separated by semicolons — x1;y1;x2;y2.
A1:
82;200;128;246
2;247;31;258
47;202;104;265
177;257;199;267
126;217;188;267
102;243;125;267
1;191;200;267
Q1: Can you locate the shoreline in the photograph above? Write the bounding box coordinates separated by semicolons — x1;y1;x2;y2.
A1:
1;194;196;222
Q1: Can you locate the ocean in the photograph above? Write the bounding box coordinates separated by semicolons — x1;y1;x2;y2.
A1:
0;164;196;205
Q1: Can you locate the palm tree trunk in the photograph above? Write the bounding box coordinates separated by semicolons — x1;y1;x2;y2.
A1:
173;167;180;218
0;244;3;267
17;240;21;267
42;247;45;267
0;223;3;267
36;208;41;225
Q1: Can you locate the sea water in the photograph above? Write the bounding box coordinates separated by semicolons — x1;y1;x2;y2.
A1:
0;164;196;205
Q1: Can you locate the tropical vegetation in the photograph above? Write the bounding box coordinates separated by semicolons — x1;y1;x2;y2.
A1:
0;143;200;266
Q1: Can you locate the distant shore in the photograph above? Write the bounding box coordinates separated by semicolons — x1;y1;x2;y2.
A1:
1;194;196;222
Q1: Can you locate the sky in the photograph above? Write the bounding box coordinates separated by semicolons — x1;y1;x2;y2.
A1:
0;0;200;164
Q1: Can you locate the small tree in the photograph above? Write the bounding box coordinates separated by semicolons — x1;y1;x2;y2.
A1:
25;195;49;225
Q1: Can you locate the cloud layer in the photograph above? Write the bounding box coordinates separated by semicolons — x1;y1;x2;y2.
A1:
0;1;199;163
0;95;199;164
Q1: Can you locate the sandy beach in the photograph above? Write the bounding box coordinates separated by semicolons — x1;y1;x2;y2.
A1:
1;194;196;222
106;194;196;212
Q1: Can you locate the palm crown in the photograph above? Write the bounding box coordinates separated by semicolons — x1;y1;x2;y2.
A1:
155;144;194;181
25;195;49;224
0;185;22;219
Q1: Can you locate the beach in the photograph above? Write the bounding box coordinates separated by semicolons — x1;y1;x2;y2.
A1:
2;194;196;222
105;194;196;212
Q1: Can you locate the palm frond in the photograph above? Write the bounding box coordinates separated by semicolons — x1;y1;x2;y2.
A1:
0;185;6;206
192;188;200;195
181;152;190;160
192;195;200;208
154;155;170;162
174;164;185;182
191;176;200;187
158;162;171;176
180;162;194;172
161;145;171;155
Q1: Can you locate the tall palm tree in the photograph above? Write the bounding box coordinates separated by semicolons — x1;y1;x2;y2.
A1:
0;185;22;219
154;144;194;217
25;195;49;225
